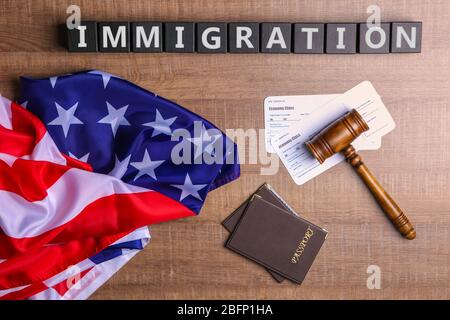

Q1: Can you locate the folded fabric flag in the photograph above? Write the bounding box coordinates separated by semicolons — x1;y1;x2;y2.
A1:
4;227;150;300
0;71;239;300
20;70;239;213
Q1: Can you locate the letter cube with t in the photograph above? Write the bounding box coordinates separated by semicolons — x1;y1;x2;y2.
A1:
294;23;325;53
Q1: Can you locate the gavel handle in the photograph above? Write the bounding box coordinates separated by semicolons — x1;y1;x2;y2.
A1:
342;145;416;240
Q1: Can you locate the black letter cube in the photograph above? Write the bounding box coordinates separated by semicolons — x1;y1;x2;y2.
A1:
391;22;422;53
164;22;195;53
67;21;97;52
294;23;324;53
261;23;291;53
196;22;227;53
358;23;390;54
326;23;357;54
131;22;163;52
98;22;130;52
228;22;259;53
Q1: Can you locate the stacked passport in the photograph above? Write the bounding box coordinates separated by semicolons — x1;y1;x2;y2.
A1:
222;183;328;284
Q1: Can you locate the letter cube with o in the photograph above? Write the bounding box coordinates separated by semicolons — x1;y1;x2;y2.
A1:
359;23;390;54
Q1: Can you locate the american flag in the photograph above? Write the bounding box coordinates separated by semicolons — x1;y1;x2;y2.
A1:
0;71;239;299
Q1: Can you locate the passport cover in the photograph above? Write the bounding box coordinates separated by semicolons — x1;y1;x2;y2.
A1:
222;183;298;232
226;195;327;284
222;183;299;282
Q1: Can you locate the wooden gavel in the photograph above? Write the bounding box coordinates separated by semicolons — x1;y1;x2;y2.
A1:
305;109;416;240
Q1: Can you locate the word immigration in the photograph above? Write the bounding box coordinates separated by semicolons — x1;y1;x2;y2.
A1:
67;21;422;54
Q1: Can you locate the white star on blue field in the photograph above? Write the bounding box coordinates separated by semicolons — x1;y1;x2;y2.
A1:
48;101;83;137
20;70;240;213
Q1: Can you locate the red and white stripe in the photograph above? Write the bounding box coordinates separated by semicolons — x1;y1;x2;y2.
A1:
0;96;195;299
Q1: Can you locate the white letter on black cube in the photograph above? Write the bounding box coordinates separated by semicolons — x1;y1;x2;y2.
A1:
98;22;130;52
261;23;291;53
228;23;259;53
294;23;324;53
67;21;97;52
358;23;390;54
131;22;162;52
391;22;422;53
164;22;195;53
326;23;357;54
196;23;227;53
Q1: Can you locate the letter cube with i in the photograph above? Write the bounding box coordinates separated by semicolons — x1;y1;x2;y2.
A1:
164;22;195;53
228;23;260;53
67;21;98;52
98;22;130;52
326;23;357;54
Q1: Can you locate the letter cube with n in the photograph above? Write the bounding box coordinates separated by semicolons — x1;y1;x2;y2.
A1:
391;22;422;53
67;21;98;52
98;22;130;52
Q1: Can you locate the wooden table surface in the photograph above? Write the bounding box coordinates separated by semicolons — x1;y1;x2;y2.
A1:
1;0;449;300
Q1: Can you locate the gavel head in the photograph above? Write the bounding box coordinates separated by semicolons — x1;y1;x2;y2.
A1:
306;109;369;164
